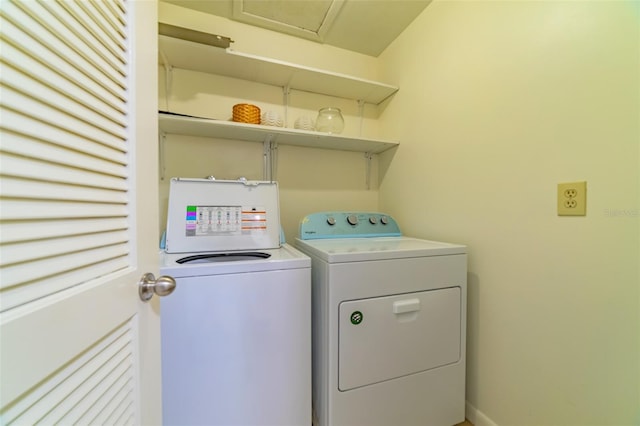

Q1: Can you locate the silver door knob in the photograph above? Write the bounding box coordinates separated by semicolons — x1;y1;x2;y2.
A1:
138;272;176;302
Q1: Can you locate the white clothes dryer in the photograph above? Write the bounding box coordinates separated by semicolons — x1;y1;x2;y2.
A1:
160;178;311;426
295;212;467;426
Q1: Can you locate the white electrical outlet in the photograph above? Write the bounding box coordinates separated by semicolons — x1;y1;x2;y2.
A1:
557;181;587;216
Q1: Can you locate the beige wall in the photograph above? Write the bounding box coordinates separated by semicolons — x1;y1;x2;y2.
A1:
379;1;640;425
158;1;639;424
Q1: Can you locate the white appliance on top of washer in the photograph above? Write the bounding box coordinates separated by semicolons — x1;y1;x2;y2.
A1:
159;178;311;426
295;212;467;426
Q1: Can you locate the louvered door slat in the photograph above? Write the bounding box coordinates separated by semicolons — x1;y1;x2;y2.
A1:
1;86;127;150
2;321;134;425
16;343;131;424
124;413;135;426
2;1;126;93
45;363;133;425
105;392;134;426
1;230;129;266
0;154;127;191
37;352;133;424
91;0;126;39
61;359;131;425
1;61;127;140
1;244;129;290
2;41;126;128
0;177;128;204
113;0;126;15
1;257;129;312
0;17;126;114
1;132;127;179
14;0;127;84
86;378;133;425
74;366;132;425
0;218;128;244
0;199;128;221
0;109;128;164
60;0;126;54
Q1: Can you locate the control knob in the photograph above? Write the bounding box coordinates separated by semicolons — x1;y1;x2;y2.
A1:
369;216;378;224
327;216;336;226
347;214;358;226
380;216;389;225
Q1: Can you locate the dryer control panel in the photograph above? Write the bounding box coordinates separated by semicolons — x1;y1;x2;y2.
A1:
299;212;401;240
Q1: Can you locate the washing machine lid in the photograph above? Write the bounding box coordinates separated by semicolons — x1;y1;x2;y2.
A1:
164;178;281;253
159;244;310;277
295;236;466;263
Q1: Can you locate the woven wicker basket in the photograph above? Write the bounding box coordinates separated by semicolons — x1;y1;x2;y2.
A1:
232;103;260;124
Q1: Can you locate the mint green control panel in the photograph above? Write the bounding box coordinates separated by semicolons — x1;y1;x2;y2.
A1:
298;212;401;240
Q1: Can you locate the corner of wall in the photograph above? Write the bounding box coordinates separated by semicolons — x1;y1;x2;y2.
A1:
466;401;498;426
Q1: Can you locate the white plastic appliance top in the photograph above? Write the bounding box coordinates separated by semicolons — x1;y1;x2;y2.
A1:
295;211;466;263
295;236;466;263
159;243;310;278
164;178;281;253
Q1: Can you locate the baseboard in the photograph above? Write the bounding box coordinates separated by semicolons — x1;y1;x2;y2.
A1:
466;401;498;426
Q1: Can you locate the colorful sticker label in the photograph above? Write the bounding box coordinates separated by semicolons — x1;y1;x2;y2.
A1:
186;205;267;236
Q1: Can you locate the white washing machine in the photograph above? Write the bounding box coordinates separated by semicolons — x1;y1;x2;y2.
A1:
295;212;467;426
160;178;311;426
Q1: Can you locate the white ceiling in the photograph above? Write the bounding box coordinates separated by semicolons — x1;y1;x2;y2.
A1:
161;0;432;57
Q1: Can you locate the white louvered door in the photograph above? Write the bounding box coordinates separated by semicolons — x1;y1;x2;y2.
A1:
0;0;160;424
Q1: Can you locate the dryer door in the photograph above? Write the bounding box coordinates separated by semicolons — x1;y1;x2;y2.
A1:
338;287;461;391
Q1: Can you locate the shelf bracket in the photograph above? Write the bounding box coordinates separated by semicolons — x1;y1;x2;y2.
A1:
263;134;278;182
159;49;173;112
364;151;373;190
283;85;291;128
357;99;366;137
159;131;167;181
